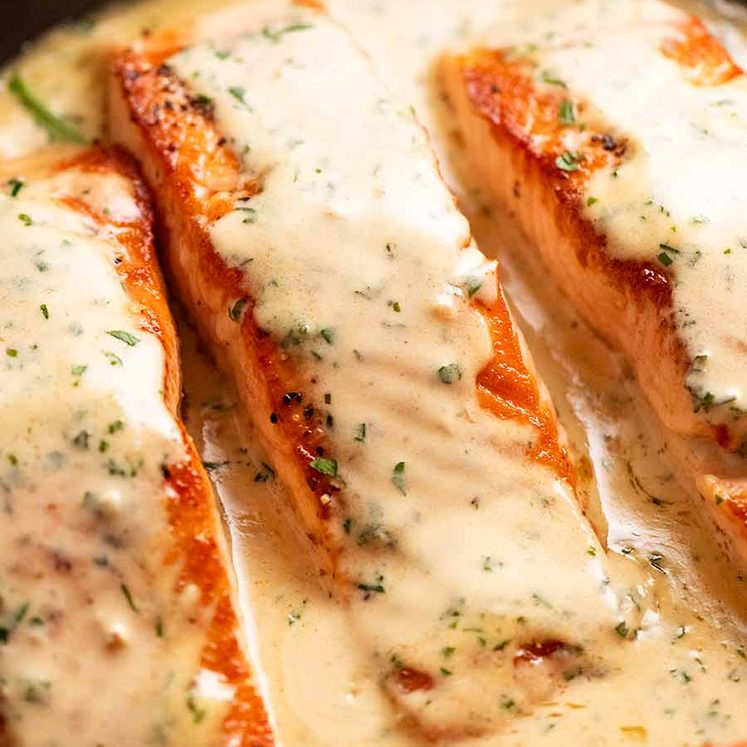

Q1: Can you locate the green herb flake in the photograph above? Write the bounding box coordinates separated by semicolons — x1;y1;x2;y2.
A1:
228;86;251;110
437;362;462;384
236;206;257;224
558;99;576;125
18;213;32;226
120;583;139;613
228;297;248;322
261;22;313;43
7;178;24;197
15;602;30;625
392;461;407;495
541;71;567;87
320;327;335;344
107;329;140;347
465;277;483;298
186;694;207;724
103;351;123;367
254;462;276;483
555;151;580;172
586;196;599;207
39;303;49;319
108;419;125;434
8;74;87;144
354;423;367;442
357;575;385;595
658;251;673;267
6;348;18;358
309;457;337;476
24;678;51;704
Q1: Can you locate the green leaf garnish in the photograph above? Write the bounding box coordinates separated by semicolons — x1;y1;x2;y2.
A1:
8;74;87;145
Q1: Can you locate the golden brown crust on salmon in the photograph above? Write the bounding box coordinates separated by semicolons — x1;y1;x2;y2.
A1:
109;31;574;582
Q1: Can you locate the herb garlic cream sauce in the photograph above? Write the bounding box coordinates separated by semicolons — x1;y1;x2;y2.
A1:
2;1;747;746
0;161;231;744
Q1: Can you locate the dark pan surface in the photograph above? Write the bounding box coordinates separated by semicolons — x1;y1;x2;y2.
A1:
0;0;106;62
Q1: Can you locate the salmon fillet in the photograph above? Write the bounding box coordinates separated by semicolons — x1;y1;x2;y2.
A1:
108;5;634;739
443;4;747;449
0;147;272;746
442;1;747;567
108;10;573;575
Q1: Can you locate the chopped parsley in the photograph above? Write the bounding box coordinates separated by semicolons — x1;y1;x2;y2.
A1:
465;277;483;298
238;206;257;224
103;351;123;367
309;457;337;476
658;251;673;267
558;99;576;125
39;303;49;319
18;213;32;226
438;362;462;384
107;329;140;347
261;22;313;43
615;621;630;638
228;297;248;321
392;461;407;494
120;583;139;613
357;575;385;595
541;71;567;87
228;86;252;110
186;694;207;724
7;178;24;197
108;419;125;434
555;151;581;172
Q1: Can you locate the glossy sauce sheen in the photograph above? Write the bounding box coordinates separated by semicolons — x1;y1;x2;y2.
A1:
0;150;271;745
3;1;747;746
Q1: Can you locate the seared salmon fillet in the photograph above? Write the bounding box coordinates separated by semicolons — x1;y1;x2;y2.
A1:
0;147;272;746
442;0;747;566
443;1;747;451
108;4;634;739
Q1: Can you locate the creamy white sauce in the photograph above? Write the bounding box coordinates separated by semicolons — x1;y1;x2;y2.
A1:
0;165;227;744
3;0;747;745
